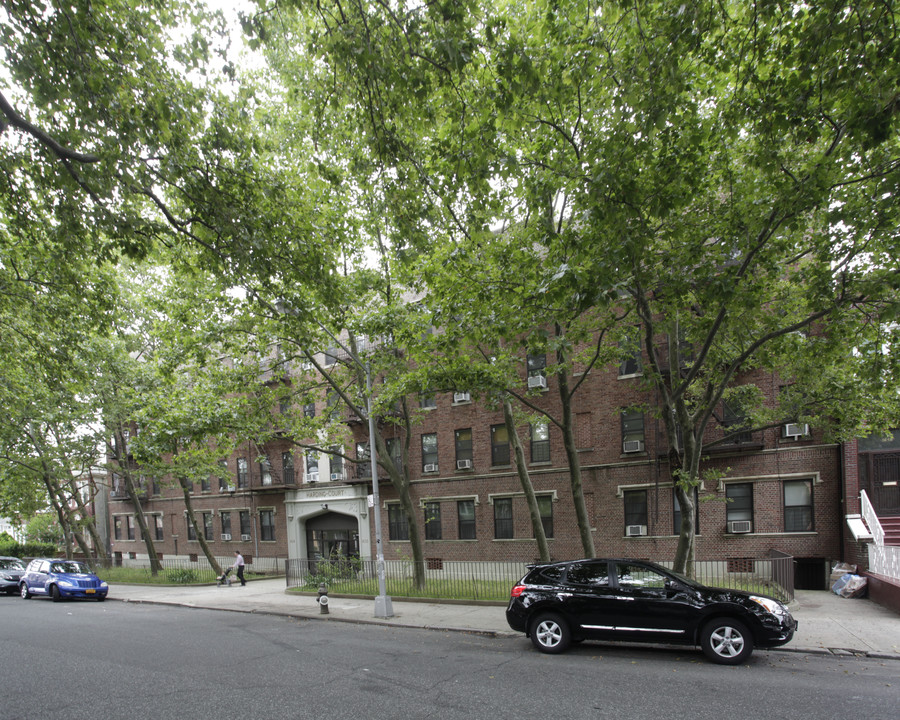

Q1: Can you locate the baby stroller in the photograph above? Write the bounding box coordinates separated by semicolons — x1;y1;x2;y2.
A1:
217;568;233;587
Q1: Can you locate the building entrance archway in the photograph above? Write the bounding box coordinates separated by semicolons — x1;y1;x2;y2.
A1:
306;512;360;569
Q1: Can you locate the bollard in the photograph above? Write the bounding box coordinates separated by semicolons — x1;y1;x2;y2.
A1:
317;582;329;614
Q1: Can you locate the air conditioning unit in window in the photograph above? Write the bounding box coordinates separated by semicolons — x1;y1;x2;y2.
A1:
783;423;809;438
623;440;644;453
457;459;472;470
423;463;438;473
305;472;319;483
330;472;343;481
728;520;752;534
626;524;647;537
453;391;471;403
240;534;251;541
221;533;232;541
527;375;547;389
219;486;236;493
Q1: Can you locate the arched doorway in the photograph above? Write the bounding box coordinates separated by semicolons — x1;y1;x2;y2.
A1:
306;512;360;570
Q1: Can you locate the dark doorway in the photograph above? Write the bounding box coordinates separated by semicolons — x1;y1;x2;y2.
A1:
306;512;359;572
794;557;827;590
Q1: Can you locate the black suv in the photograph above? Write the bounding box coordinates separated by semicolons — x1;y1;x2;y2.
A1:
506;558;797;664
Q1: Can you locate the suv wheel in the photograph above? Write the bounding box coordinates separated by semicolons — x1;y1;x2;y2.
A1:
701;618;754;665
20;583;31;600
530;613;571;654
50;585;61;602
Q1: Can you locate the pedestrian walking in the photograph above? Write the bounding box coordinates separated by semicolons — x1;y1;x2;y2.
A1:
232;550;246;586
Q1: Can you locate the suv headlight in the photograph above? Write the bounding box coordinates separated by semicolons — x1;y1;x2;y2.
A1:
750;595;787;618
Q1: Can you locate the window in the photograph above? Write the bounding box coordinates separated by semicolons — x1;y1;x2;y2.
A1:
306;451;319;478
538;495;554;538
221;511;232;537
282;451;295;485
421;433;438;471
784;480;813;532
239;510;251;538
673;487;700;535
623;490;648;533
325;391;340;419
217;459;230;491
260;509;275;541
491;424;510;466
303;402;316;418
237;457;248;488
424;502;442;540
726;483;754;530
203;512;214;541
531;422;550;463
455;428;473;468
457;500;476;540
494;497;513;539
388;504;409;541
126;515;136;541
615;561;668;589
386;437;402;471
186;517;196;541
154;514;164;541
621;409;645;452
200;473;210;492
114;516;123;541
618;327;642;376
260;456;273;486
527;353;547;388
279;396;291;414
329;445;343;478
722;400;753;443
324;347;339;366
356;442;371;479
567;561;609;586
420;393;436;409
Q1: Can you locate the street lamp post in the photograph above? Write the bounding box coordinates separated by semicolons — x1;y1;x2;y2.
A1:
366;361;393;618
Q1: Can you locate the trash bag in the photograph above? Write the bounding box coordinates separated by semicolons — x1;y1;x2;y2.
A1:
829;562;856;584
832;573;867;598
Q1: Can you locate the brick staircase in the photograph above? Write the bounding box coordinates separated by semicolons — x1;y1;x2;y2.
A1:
880;515;900;546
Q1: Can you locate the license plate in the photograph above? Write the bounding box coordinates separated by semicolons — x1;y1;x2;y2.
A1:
86;589;95;594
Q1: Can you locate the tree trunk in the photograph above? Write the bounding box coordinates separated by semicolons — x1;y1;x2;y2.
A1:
375;432;426;589
503;395;550;562
122;472;162;574
557;367;595;558
179;477;224;577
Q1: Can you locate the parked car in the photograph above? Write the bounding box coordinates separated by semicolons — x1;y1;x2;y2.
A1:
506;558;797;664
20;558;108;602
0;556;26;595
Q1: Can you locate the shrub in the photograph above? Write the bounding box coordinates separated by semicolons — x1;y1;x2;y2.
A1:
0;541;57;559
165;568;199;584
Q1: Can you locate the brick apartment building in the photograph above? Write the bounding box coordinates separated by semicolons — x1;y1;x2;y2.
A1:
106;345;900;591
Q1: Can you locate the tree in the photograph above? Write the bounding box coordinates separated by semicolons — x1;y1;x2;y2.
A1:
250;0;900;573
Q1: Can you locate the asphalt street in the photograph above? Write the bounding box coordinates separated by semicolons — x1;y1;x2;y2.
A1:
2;595;898;720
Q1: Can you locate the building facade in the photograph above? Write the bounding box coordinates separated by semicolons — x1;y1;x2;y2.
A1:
105;340;883;592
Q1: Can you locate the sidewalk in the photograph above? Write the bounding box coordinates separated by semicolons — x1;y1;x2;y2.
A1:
110;579;900;661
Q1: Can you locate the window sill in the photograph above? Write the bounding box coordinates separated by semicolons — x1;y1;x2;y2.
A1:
617;372;643;380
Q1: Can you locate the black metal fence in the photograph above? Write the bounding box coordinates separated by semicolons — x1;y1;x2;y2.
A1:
285;554;795;603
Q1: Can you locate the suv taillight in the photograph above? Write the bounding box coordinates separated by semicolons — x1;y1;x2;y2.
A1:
510;584;526;598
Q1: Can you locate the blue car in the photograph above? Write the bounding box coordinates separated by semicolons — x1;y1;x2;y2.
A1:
20;558;109;602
